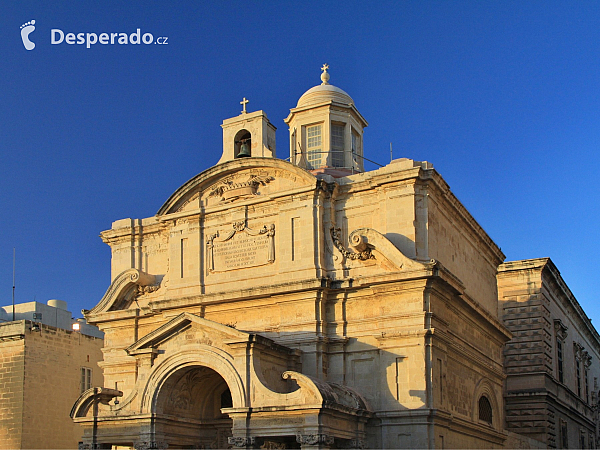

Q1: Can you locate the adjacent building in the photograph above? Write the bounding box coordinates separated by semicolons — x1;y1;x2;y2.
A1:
0;301;104;449
498;258;600;449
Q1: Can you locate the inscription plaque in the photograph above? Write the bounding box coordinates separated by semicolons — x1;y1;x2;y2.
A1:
207;221;275;273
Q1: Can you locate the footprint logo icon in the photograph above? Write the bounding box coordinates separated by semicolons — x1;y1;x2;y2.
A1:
20;20;36;50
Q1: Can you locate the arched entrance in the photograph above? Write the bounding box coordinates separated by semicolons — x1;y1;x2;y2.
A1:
154;365;233;449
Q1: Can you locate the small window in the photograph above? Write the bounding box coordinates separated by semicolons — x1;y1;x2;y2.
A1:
557;338;564;382
478;395;493;425
331;124;345;167
81;367;92;393
307;125;322;169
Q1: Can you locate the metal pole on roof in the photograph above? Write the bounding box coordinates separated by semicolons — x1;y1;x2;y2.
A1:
12;248;15;321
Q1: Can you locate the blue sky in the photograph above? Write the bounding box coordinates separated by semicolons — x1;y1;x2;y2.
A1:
2;1;599;323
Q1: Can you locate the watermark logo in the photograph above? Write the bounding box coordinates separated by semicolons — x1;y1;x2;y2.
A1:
19;20;168;50
20;20;36;50
51;28;168;48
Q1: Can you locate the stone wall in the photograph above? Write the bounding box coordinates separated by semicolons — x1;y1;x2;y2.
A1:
0;320;103;449
0;322;26;449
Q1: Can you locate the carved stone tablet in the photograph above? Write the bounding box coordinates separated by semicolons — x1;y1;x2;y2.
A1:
207;222;275;273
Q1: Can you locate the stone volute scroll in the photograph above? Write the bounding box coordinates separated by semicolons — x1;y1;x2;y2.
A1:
206;220;275;273
332;227;426;272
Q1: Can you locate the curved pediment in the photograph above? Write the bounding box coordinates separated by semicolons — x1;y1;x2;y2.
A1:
70;387;122;419
157;158;317;216
86;269;157;317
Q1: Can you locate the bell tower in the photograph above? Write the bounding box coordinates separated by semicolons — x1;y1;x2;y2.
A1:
218;97;277;165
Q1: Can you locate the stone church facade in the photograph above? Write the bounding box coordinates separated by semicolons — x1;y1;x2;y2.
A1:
71;67;596;449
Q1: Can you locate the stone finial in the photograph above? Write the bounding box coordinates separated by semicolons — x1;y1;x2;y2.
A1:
321;63;330;85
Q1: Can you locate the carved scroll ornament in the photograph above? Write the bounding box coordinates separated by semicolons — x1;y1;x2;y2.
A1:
331;227;373;261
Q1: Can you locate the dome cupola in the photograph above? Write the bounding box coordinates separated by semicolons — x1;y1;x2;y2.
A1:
285;65;368;176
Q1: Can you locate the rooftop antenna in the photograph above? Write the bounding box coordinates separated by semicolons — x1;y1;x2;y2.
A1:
390;143;393;163
12;248;15;321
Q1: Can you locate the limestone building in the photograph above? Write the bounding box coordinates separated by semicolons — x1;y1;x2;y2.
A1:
70;67;593;449
0;301;104;449
498;258;600;449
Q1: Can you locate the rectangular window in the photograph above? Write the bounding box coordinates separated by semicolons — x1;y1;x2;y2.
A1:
81;367;92;393
557;338;564;382
307;125;322;169
561;420;569;449
331;124;345;167
577;359;582;397
580;431;585;450
585;367;590;403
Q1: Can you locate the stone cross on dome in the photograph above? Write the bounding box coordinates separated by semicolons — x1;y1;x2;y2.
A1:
240;97;249;114
321;64;330;85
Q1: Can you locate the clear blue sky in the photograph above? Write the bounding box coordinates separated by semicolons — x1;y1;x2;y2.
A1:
2;1;599;323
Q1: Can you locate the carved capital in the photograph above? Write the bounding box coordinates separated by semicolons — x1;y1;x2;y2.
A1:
79;445;115;450
296;434;335;446
133;441;168;450
338;439;366;449
554;319;568;341
584;352;593;368
574;342;585;359
228;436;256;448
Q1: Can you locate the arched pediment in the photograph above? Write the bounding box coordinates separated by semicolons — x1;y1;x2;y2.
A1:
157;158;317;216
86;269;157;316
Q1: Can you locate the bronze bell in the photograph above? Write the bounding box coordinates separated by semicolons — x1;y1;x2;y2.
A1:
237;140;251;158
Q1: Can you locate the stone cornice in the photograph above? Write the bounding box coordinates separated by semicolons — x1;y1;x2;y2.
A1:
100;219;164;245
335;160;504;264
285;100;369;128
423;170;505;264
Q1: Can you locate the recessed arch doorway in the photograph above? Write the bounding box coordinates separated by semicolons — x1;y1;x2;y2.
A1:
154;365;233;449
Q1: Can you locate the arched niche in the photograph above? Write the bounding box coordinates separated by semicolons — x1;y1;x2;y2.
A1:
234;129;251;158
